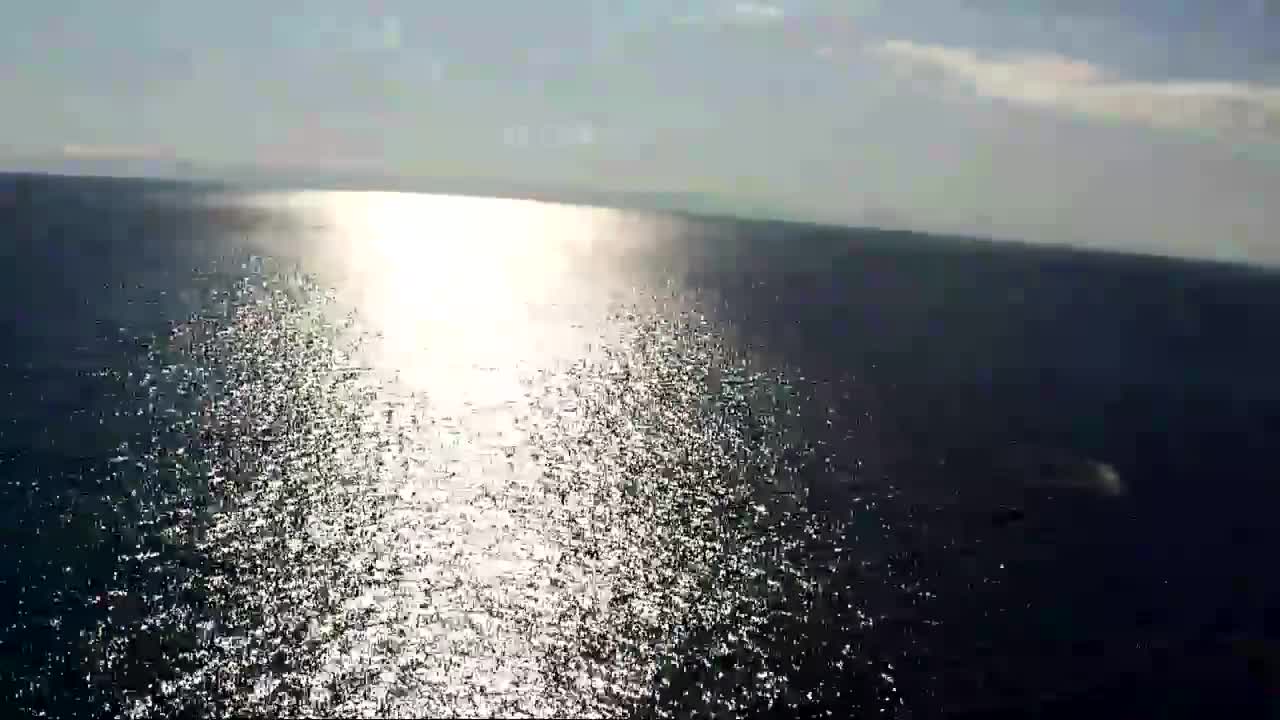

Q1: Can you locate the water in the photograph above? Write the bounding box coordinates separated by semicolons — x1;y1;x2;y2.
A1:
2;172;1278;718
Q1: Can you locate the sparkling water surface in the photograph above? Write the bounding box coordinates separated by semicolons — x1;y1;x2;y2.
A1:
3;176;1279;718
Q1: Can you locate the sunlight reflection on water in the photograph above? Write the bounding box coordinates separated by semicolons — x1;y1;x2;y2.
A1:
97;192;886;717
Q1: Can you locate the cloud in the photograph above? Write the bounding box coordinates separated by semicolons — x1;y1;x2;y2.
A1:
353;15;401;52
673;2;785;28
671;14;706;26
871;40;1280;139
732;3;785;23
61;144;176;160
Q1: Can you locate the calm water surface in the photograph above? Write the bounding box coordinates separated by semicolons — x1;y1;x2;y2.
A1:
2;174;1279;718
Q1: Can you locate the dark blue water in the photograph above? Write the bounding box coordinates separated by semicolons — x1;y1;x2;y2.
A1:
2;172;1278;718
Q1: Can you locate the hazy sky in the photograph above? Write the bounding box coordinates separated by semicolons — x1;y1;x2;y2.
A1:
3;1;1278;264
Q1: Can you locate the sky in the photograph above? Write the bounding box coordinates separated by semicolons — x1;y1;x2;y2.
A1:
2;0;1278;264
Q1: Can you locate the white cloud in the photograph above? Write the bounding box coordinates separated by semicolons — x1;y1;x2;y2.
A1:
380;16;402;51
351;15;401;52
61;144;175;159
871;40;1280;139
673;2;785;28
732;3;785;23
